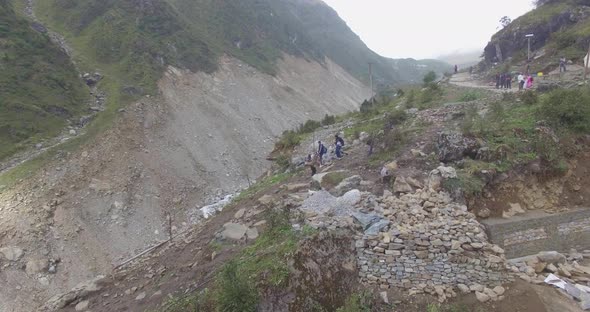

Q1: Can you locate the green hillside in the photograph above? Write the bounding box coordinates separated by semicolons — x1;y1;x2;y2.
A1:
0;0;88;160
35;0;450;91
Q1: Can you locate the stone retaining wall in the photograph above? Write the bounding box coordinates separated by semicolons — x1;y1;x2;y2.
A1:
481;208;590;259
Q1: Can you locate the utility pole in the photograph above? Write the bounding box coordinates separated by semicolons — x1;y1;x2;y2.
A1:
526;34;534;62
368;62;374;103
585;43;590;82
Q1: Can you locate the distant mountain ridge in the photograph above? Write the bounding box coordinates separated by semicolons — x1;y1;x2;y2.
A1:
36;0;448;89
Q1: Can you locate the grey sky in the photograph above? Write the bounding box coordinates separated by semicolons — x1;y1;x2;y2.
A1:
321;0;535;59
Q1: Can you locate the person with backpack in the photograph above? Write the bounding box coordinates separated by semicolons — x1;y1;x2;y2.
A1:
317;141;327;165
334;134;345;159
560;57;567;72
305;154;319;176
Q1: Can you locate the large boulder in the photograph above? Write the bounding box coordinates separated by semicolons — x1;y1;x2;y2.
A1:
437;131;481;163
427;166;458;191
221;223;249;241
537;251;566;265
352;212;382;230
331;175;362;196
393;177;413;194
312;170;348;190
25;259;49;275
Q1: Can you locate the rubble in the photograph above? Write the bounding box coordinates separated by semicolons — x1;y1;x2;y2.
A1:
511;250;590;310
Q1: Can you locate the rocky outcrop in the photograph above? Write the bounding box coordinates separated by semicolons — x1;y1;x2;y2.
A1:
483;5;590;63
437;131;481;163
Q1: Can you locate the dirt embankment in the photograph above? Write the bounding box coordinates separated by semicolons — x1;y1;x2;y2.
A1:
0;55;369;312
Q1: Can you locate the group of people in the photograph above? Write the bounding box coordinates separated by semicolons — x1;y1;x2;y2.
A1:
495;72;534;90
305;134;346;176
517;73;535;90
495;73;513;89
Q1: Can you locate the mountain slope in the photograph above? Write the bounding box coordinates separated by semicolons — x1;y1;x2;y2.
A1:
0;0;87;160
483;0;590;69
36;0;447;91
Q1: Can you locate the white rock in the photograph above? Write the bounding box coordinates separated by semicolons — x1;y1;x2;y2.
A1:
0;247;24;261
75;300;89;311
135;292;146;301
475;291;490;303
493;286;505;296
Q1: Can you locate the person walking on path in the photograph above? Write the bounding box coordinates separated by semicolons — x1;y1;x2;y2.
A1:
526;75;534;89
454;65;458;74
334;134;345;159
506;73;512;89
317;140;327;165
518;73;525;90
560;57;567;73
305;154;319;176
495;74;500;89
335;141;343;159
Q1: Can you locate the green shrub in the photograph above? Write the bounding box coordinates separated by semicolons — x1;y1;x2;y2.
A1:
459;91;480;102
360;99;375;115
336;292;373;312
406;89;416;108
216;261;258;312
384;109;408;127
298;120;322;134
396;88;405;97
520;90;538;106
502;92;517;103
321;114;336;126
423;71;437;86
275;154;291;172
539;88;590;132
489;101;506;125
159;289;213;312
275;130;301;150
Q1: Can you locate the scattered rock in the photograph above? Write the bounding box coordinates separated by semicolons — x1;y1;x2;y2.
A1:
503;203;525;219
221;223;248;241
258;195;274;206
0;246;24;261
457;284;470;294
437;131;481;163
406;177;423;189
379;291;389;304
537;251;566;265
332;175;362;196
25;259;49;275
475;291;490;303
246;227;259;240
286;183;309;192
393;177;413;194
75;300;89;311
493;286;505;296
234;208;245;219
477;208;491;218
135;292;146;301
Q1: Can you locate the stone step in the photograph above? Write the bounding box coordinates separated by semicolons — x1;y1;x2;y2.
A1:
481;208;590;259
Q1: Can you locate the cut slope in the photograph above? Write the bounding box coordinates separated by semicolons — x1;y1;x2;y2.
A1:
483;0;590;68
0;0;87;161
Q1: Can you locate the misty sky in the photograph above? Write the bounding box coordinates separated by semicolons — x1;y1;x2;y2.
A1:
321;0;535;59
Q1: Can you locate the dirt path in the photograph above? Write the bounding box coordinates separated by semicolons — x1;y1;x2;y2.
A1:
450;72;518;93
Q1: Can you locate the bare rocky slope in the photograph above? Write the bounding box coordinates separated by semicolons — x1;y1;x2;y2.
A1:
0;53;368;311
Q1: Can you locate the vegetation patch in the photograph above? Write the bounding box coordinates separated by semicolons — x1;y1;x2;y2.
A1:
0;0;88;161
